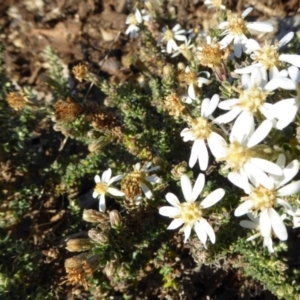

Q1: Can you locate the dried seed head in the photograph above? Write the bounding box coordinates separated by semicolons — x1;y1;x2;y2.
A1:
6;92;26;111
164;91;185;118
54;98;83;122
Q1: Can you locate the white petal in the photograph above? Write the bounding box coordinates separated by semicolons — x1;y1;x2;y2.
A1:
99;194;106;212
213;108;241;124
200;188;225;208
247;22;273;33
219;21;229;30
108;187;124;197
172;23;181;32
278;159;299;188
259;209;271;237
159;206;179;217
252;67;263;86
141;183;152;199
165;192;181;207
201;219;216;244
183;225;192;243
145;175;161;183
265;77;296;91
198;140;209;171
249;158;283;176
135;162;141;170
201;98;210;118
194;221;207;247
277;198;293;212
206;94;220;116
135;9;142;23
189;141;199;168
235;65;255;74
192;173;205;201
188;84;197;100
276;153;286;168
278;32;294;48
102;168;112;183
219;33;234;47
108;174;124;185
288;65;300;83
167;219;183;230
247;120;273;148
264;236;274;253
279;54;300;68
243;162;274;189
277;180;300;196
207;132;227;159
233;37;243;58
242;7;253;18
92;191;98;198
181;174;193;202
270;208;287;241
240;220;257;229
230;111;254;144
234;200;254;217
228;172;251;193
218;99;239;110
94;174;101;183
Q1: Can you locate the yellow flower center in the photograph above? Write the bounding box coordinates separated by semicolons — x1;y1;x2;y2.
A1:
163;29;174;42
94;182;108;195
221;140;255;172
197;43;223;68
237;86;269;114
191;117;212;140
185;70;198;85
176;202;202;225
128;13;139;26
227;12;247;36
254;43;280;70
250;185;277;211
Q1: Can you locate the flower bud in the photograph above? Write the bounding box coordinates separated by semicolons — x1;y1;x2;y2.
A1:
83;209;109;223
109;210;122;228
88;229;109;245
66;239;92;252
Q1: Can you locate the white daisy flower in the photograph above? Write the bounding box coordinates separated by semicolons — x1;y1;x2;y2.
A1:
286;207;300;228
219;7;273;58
181;94;225;171
211;116;283;190
93;168;125;212
265;66;300;129
214;67;291;130
161;24;187;54
233;154;300;241
184;66;211;100
171;39;194;60
240;213;286;253
159;174;225;245
204;0;226;10
125;9;144;38
131;162;161;199
235;32;300;80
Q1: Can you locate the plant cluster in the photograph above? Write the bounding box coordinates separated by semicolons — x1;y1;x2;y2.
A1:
2;0;300;299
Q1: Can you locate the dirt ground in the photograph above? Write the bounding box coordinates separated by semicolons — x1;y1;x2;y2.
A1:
1;0;300;299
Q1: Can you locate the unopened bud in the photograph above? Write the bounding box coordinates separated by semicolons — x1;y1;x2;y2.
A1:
83;209;109;223
66;238;92;252
88;229;109;245
163;64;173;78
109;210;122;228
